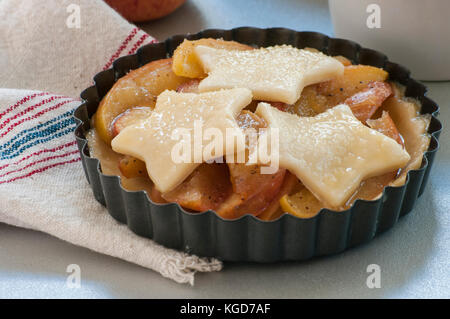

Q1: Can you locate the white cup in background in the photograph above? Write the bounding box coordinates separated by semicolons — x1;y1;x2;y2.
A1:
329;0;450;81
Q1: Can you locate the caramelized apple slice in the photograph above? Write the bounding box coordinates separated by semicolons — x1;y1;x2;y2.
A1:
216;168;286;219
367;111;404;146
119;155;148;178
112;106;152;137
228;164;279;198
172;38;253;78
228;110;268;198
345;81;392;123
216;110;287;219
176;79;200;93
269;102;292;113
316;65;389;105
293;86;324;116
279;186;324;218
258;172;300;221
162;163;232;212
95;58;189;144
294;65;389;115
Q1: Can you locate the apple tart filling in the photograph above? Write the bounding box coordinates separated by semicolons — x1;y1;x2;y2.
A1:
87;38;431;220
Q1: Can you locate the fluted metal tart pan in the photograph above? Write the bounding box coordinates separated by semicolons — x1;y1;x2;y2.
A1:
74;27;441;261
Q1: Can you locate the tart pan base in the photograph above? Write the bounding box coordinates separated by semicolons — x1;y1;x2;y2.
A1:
74;27;441;262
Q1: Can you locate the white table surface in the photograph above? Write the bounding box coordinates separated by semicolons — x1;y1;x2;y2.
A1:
1;0;449;299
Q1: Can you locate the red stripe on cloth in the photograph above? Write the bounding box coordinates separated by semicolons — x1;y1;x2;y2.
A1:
0;96;68;132
102;27;139;71
127;34;154;55
0;141;78;171
0;158;81;185
0;92;51;121
0;99;74;139
0;150;79;178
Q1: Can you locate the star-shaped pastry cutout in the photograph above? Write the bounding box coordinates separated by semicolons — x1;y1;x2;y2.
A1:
195;45;344;104
251;103;410;207
112;88;252;193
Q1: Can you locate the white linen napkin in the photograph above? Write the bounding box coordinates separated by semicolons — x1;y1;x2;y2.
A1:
0;0;222;285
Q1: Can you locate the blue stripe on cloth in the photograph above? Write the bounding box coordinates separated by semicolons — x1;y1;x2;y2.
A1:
0;110;74;151
1;121;76;160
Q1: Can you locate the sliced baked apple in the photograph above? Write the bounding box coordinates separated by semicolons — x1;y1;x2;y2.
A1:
112;106;152;137
217;110;286;219
176;79;200;93
316;65;389;105
258;172;300;221
345;81;392;123
294;65;389;115
172;38;253;78
216;168;286;219
118;155;148;178
367;111;404;146
279;186;324;219
162;163;232;212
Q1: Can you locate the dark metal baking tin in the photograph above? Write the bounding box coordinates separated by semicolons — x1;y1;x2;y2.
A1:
74;27;441;262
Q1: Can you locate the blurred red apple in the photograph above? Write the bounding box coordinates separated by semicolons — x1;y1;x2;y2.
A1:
105;0;186;22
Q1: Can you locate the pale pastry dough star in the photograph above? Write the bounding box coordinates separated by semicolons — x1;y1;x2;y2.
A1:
112;88;252;193
195;45;344;104
252;103;410;207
